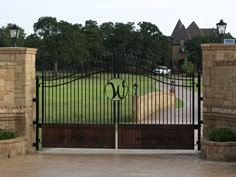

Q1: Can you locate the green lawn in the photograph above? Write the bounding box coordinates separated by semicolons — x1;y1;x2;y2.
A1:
38;72;185;124
175;98;184;108
38;73;159;124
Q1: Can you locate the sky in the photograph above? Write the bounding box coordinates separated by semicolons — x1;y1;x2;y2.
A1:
1;0;236;37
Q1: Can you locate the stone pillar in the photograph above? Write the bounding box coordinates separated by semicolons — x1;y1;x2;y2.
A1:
201;44;236;137
0;47;37;153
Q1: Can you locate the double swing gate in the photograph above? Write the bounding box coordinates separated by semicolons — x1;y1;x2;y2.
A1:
35;54;202;150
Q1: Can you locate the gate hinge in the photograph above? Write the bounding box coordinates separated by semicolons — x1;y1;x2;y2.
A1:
32;98;37;102
33;139;41;147
200;97;203;101
33;120;37;125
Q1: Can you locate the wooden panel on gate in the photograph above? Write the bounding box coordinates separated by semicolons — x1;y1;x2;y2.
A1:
118;124;194;149
42;124;115;148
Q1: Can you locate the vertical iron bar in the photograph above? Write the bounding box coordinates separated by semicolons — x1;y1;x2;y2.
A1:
117;54;120;125
83;68;85;124
159;74;161;124
182;73;184;124
48;71;50;123
197;72;201;150
192;72;195;126
74;67;76;123
135;65;138;124
155;74;157;124
170;76;172;124
63;69;65;123
151;72;153;124
147;71;149;124
143;68;146;124
50;71;53;123
35;75;40;150
113;52;117;149
162;74;164;124
178;73;180;124
59;69;61;123
45;71;48;123
78;69;80;124
132;68;134;124
190;77;192;124
42;73;45;124
100;70;102;124
167;76;169;124
70;67;72;124
173;75;175;124
95;65;98;124
84;67;86;124
67;68;69;123
51;71;53;123
89;65;91;124
92;67;94;124
83;69;85;124
139;67;141;125
192;72;195;149
103;65;106;124
55;71;58;123
186;76;188;124
113;52;117;125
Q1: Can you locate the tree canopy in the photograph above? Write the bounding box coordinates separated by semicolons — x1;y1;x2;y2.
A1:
1;16;172;69
185;31;233;70
1;16;235;70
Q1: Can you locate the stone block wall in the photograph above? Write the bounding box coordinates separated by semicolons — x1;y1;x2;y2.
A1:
201;44;236;136
0;48;37;153
0;137;26;159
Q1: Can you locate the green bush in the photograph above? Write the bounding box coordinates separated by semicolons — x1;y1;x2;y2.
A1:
181;57;194;75
207;128;236;142
0;129;16;140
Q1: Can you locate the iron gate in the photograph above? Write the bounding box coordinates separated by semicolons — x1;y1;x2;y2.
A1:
34;54;202;150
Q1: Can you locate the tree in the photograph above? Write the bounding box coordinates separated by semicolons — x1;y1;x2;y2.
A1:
185;31;234;71
112;22;135;52
83;20;105;61
24;17;172;69
137;22;171;66
100;22;115;53
33;16;59;38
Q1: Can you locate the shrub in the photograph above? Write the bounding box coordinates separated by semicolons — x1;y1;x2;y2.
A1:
207;128;236;142
0;129;16;140
181;57;194;76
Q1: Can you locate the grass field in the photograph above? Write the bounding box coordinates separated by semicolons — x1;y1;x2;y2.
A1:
38;72;184;124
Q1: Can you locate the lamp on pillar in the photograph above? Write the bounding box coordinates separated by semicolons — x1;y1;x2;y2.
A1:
9;24;20;47
216;19;227;43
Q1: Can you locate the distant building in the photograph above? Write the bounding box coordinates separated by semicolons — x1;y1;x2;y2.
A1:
171;19;214;72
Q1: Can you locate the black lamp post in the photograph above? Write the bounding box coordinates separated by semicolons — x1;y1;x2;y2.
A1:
216;19;227;43
9;24;20;47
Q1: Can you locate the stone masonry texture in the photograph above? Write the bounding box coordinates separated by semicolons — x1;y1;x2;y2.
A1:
201;44;236;136
0;48;37;154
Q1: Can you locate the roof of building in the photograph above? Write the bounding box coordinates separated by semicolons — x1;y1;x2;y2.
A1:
201;28;215;36
171;19;184;38
171;20;214;43
187;22;205;38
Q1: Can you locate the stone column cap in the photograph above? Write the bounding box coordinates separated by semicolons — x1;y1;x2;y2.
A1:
0;47;37;54
201;44;236;50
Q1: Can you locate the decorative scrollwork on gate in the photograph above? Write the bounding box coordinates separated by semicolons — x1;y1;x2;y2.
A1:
105;78;129;101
